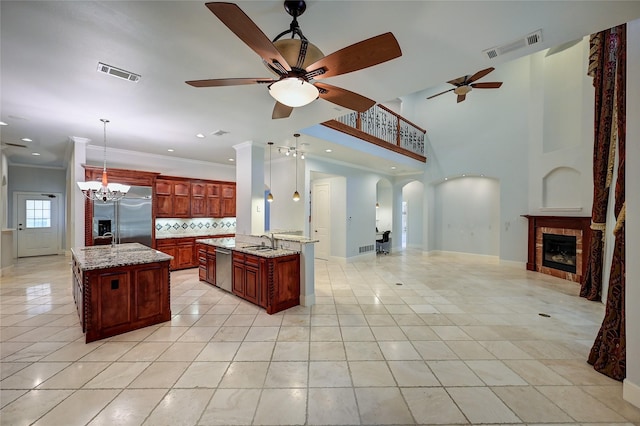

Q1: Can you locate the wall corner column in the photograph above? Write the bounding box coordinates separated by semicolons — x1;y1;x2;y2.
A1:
233;141;265;236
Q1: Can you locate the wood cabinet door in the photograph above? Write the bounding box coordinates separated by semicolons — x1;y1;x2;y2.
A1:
133;264;166;321
220;183;236;217
173;195;190;217
244;263;260;305
232;261;245;296
176;243;194;269
156;195;173;217
191;182;206;217
206;251;216;284
206;183;221;217
155;179;172;195
95;271;131;330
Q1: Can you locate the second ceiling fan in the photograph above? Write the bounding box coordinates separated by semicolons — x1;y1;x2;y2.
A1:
186;1;402;119
427;67;503;103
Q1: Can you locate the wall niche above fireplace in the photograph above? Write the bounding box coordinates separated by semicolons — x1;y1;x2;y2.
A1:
522;215;591;283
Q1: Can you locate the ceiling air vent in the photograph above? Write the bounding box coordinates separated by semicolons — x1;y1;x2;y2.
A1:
482;29;543;59
211;130;230;136
97;62;141;82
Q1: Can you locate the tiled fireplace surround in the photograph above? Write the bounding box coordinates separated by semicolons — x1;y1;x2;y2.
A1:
523;215;592;283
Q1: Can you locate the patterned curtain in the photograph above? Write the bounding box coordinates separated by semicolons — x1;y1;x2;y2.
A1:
583;25;626;380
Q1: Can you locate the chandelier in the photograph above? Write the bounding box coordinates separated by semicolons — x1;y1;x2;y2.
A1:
77;119;130;202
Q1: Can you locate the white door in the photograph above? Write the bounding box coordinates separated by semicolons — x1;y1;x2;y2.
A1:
313;182;330;260
402;201;408;249
17;193;59;257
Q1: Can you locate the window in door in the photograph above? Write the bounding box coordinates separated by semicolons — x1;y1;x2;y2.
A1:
26;199;51;228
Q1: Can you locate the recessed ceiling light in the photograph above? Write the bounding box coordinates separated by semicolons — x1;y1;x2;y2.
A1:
462;174;466;177
325;149;332;153
0;121;7;126
21;138;32;142
195;133;205;138
228;158;235;162
167;148;174;152
444;177;448;181
391;166;397;170
32;152;40;156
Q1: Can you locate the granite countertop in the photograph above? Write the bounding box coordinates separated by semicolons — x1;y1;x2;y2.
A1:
71;243;173;271
196;238;300;258
271;233;319;244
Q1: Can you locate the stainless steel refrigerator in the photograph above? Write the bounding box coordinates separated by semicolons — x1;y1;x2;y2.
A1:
92;185;153;247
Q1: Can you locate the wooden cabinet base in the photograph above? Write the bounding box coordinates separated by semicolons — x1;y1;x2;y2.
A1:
231;252;300;315
73;259;171;343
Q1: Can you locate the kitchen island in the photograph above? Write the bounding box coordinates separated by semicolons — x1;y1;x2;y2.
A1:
71;243;173;343
196;237;300;314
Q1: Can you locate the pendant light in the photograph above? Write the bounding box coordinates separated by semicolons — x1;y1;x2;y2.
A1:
77;119;130;202
267;142;274;203
292;133;300;202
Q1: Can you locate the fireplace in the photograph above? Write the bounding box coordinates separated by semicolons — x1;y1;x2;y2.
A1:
522;215;591;283
542;233;577;273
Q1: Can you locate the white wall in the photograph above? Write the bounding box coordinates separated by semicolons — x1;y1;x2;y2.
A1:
528;39;594;214
624;18;640;409
434;177;500;256
405;56;530;262
267;155;306;233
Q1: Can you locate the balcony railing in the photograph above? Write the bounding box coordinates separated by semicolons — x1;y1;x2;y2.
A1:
322;104;427;162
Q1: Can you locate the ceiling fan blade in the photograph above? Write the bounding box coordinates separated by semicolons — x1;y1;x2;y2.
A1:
206;2;291;72
185;78;275;87
457;94;466;103
427;87;455;99
467;67;495;83
470;82;503;89
272;102;294;119
306;32;401;80
314;82;376;112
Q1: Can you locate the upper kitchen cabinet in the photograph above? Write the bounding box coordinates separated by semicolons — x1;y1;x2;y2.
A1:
155;178;191;217
191;182;207;217
156;177;235;219
221;183;236;217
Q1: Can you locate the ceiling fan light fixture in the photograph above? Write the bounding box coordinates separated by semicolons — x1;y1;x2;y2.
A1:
268;77;318;107
454;85;472;95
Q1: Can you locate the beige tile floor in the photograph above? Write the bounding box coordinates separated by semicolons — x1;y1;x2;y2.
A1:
1;250;639;425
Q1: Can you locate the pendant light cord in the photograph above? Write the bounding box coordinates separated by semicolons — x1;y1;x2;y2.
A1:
101;118;109;173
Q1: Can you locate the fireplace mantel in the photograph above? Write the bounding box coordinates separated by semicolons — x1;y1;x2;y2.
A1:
522;215;592;283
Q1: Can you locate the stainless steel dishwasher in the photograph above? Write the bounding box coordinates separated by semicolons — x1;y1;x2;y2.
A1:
215;247;232;293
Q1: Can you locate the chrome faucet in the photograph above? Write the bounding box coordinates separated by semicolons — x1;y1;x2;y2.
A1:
102;231;115;247
260;233;275;249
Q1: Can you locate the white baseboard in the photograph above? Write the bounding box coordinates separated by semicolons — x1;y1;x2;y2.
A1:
623;378;640;409
500;259;526;269
0;264;14;277
300;293;315;307
422;250;500;263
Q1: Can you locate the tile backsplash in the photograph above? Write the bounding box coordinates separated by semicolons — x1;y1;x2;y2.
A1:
155;217;236;238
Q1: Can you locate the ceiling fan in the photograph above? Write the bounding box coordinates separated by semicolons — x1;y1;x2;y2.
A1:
186;1;402;119
427;67;503;103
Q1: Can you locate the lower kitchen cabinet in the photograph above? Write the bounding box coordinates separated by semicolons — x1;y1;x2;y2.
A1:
233;252;264;307
232;251;300;314
156;237;196;270
197;243;216;284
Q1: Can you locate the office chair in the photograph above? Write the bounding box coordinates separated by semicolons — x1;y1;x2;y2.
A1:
376;230;391;254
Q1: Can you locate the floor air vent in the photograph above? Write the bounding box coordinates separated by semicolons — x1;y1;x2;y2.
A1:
359;244;374;254
483;29;542;59
97;62;141;82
